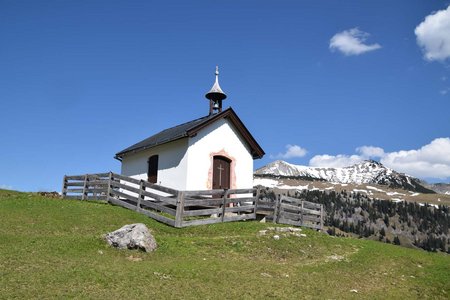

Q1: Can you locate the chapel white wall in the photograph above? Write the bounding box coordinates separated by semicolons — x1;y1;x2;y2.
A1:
120;138;189;190
185;118;254;190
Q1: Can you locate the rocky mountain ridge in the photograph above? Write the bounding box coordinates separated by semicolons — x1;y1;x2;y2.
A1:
254;160;435;194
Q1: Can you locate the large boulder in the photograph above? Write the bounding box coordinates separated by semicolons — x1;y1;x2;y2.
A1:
105;223;157;252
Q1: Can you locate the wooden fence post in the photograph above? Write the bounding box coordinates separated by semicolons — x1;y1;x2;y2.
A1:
175;191;185;228
253;188;259;219
106;172;113;203
61;175;67;198
273;194;280;224
81;174;88;200
221;189;229;222
137;180;144;210
320;204;324;230
300;200;305;227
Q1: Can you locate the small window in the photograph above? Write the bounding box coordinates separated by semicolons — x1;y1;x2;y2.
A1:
148;155;159;183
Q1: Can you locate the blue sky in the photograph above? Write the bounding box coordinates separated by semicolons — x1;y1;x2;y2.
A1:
1;0;450;192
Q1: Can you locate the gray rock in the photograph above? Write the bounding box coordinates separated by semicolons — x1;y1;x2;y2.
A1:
105;223;157;252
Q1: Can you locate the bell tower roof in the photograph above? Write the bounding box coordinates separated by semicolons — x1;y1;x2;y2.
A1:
205;66;227;115
205;66;227;102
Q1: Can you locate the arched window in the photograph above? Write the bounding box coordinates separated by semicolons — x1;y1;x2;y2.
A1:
148;155;159;184
212;156;231;189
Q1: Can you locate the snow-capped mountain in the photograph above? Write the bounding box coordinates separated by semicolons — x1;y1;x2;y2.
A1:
254;160;434;193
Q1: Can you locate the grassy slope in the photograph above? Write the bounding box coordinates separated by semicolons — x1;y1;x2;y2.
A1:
0;190;449;299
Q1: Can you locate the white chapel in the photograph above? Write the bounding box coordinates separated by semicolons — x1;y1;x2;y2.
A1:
114;67;265;191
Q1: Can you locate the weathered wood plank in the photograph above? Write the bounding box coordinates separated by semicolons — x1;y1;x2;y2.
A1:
301;207;322;216
83;172;110;178
141;189;177;205
61;180;67;197
227;188;255;194
142;181;179;195
65;175;86;180
106;172;112;204
280;203;322;215
110;190;139;203
183;207;222;217
139;200;176;216
111;181;140;194
183;189;225;197
280;203;302;212
281;211;302;221
84;188;107;193
256;201;276;207
111;173;141;185
183;198;223;207
226;197;255;204
65;182;85;187
139;208;176;226
181;217;222;227
281;196;302;205
65;173;109;180
137;180;144;209
109;196;176;226
85;180;109;186
220;190;229;222
224;206;255;214
255;204;275;211
302;201;322;208
81;175;88;200
65;188;84;193
174;191;185;228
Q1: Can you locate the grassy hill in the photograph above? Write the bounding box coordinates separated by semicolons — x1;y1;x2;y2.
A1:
1;190;449;299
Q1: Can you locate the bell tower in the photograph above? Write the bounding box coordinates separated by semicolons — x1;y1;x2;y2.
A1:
205;66;227;115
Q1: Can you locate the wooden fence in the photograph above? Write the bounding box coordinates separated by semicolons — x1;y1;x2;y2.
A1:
62;173;323;229
62;172;257;228
256;194;324;230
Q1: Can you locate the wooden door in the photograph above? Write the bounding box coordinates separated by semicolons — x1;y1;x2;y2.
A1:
212;156;231;190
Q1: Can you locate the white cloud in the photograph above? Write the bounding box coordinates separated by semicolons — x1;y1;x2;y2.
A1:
310;145;384;168
381;138;450;178
271;144;307;159
310;154;362;168
415;5;450;62
329;28;381;56
356;146;385;158
308;138;450;180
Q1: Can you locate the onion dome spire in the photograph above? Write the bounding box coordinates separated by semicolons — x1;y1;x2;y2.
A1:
205;66;227;115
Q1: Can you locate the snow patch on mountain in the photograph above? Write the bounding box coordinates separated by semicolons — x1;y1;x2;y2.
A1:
254;160;434;193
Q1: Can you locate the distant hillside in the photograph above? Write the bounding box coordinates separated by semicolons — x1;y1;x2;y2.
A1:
255;160;435;193
426;183;450;195
257;187;450;253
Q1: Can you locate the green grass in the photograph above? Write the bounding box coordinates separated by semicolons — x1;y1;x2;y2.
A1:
1;189;449;299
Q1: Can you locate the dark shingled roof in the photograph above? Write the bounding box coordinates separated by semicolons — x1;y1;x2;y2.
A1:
115;107;265;160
